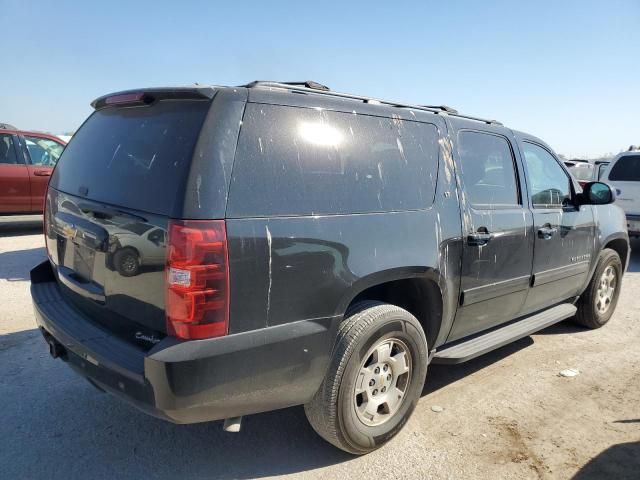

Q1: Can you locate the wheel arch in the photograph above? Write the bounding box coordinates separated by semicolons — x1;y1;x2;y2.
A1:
337;267;445;350
602;234;630;272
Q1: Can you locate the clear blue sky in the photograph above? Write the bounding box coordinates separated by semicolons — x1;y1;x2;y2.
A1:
2;0;638;158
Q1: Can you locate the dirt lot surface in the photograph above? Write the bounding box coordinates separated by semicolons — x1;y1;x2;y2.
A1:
1;215;639;479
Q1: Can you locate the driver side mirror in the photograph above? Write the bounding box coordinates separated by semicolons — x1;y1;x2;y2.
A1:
580;182;616;205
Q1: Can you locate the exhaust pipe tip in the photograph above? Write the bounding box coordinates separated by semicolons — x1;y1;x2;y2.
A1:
223;416;242;433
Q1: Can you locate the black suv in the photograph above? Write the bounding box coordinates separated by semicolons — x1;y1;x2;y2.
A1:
31;81;629;454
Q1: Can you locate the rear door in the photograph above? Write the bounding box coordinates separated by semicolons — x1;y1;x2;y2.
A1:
448;126;534;341
46;97;213;337
0;133;30;213
21;134;65;211
518;140;595;313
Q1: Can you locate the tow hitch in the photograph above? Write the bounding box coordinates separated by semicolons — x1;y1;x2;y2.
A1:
42;330;66;359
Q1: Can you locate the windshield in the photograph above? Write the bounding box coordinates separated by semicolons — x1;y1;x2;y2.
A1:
50;100;210;216
566;163;594;181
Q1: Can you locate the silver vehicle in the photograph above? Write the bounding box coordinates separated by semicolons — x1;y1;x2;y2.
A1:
602;146;640;237
563;159;594;187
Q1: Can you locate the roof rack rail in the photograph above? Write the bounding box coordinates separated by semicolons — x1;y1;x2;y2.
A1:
420;105;459;114
242;81;502;126
243;80;330;91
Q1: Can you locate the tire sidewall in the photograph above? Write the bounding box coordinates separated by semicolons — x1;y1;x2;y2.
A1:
591;252;622;325
336;313;427;453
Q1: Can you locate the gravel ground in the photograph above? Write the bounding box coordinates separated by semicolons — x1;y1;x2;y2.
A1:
1;215;639;479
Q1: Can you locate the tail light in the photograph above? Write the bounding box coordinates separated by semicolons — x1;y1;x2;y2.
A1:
166;220;229;340
43;192;50;256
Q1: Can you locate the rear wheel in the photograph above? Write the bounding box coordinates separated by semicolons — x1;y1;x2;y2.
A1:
574;248;622;329
304;302;428;454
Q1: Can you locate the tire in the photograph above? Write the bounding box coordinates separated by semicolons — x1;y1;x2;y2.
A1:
113;247;140;277
304;301;428;454
574;248;622;329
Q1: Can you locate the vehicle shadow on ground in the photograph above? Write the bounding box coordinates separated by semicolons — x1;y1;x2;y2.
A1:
0;247;45;281
424;337;533;395
0;329;352;480
572;441;640;479
0;216;42;237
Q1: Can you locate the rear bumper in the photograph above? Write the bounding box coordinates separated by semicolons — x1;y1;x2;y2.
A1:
31;261;339;424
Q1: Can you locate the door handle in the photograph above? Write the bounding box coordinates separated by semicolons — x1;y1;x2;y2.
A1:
34;170;51;177
537;224;558;239
467;228;493;246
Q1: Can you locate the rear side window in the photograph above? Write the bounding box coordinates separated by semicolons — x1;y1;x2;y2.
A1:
0;134;18;164
456;131;520;208
228;104;440;216
609;155;640;181
51;100;210;215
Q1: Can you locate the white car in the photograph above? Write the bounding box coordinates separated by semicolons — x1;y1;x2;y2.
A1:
603;147;640;237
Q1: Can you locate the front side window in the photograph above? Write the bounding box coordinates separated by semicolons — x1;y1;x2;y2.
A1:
0;134;18;165
521;142;571;208
456;131;520;208
24;136;64;166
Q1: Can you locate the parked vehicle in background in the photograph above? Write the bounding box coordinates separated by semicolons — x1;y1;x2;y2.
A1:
0;125;66;214
31;82;629;454
594;160;610;181
603;146;640;237
563;158;594;188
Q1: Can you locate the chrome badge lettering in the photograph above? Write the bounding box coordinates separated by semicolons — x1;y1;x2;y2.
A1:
571;254;591;263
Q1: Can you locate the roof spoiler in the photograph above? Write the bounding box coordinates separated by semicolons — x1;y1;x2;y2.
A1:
91;86;217;110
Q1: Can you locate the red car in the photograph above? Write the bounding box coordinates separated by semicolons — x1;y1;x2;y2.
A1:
0;123;67;214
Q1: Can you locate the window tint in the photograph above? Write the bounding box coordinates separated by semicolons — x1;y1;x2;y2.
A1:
228;105;440;216
609;155;640;181
51;100;209;216
456;131;519;207
24;136;64;166
521;142;571;208
0;134;18;165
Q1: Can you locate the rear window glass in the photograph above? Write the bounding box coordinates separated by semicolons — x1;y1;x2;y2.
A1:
51;100;209;215
609;155;640;181
228;104;440;216
457;131;520;207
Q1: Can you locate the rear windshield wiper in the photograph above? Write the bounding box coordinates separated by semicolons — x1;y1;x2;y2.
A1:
78;203;148;223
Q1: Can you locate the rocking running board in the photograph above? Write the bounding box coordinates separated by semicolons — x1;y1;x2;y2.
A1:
432;303;577;365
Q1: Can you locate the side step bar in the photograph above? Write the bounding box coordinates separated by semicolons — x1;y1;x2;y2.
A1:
432;303;577;365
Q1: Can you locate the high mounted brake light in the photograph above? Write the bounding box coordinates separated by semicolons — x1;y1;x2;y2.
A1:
91;87;217;110
104;92;150;106
166;220;229;340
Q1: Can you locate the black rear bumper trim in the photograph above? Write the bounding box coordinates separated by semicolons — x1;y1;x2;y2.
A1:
31;261;339;424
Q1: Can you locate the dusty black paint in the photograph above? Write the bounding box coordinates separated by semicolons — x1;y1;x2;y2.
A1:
33;84;630;424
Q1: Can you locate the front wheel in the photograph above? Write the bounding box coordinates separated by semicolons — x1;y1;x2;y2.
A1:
304;302;428;454
113;247;141;277
574;248;622;329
